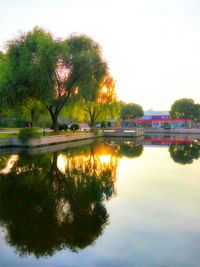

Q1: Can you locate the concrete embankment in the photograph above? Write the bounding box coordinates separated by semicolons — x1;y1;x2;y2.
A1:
0;132;101;148
0;128;144;148
0;138;98;156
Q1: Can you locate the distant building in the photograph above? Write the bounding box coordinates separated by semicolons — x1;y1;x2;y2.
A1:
134;111;192;128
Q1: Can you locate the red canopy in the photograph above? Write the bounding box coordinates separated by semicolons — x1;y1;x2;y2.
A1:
135;119;192;123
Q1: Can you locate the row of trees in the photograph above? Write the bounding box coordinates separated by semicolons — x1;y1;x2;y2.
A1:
120;98;200;123
0;27;145;130
1;28;200;130
81;97;200;126
0;27;115;131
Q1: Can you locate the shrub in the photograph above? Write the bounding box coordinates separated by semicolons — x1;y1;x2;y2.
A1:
100;121;106;128
70;123;79;132
18;127;40;144
50;124;68;131
107;121;112;127
59;124;68;131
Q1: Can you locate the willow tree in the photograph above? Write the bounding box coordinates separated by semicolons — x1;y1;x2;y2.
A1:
0;51;7;113
84;74;117;127
61;74;118;127
17;99;48;127
0;27;108;131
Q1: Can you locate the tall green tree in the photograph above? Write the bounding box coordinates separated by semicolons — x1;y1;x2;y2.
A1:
0;51;7;113
120;103;144;121
61;75;119;127
83;74;117;127
61;100;121;128
0;27;108;131
170;98;200;121
18;99;48;126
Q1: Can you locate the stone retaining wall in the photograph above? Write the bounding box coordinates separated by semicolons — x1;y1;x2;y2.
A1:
0;132;99;148
0;128;143;148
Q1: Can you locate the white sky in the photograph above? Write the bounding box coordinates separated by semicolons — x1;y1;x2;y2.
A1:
1;0;200;110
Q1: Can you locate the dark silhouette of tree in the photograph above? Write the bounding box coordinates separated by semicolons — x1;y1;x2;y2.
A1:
169;141;200;165
0;144;118;257
119;141;143;158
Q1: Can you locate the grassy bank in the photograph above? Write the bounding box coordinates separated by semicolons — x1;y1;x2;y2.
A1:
0;130;90;139
0;133;18;138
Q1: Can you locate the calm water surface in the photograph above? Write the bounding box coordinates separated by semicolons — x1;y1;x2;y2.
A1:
0;139;200;267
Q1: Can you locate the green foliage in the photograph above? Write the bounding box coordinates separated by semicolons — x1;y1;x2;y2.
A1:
18;127;40;143
61;99;86;122
58;124;68;131
0;52;8;108
107;121;111;127
84;102;103;127
70;123;79;131
0;27;109;131
100;121;106;128
21;99;48;126
170;98;200;121
65;35;107;101
50;123;68;131
121;103;144;120
61;99;121;128
2;28;56;105
96;102;121;122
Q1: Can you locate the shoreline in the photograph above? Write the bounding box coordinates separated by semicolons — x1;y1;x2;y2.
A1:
0;132;101;149
0;128;144;148
1;127;200;149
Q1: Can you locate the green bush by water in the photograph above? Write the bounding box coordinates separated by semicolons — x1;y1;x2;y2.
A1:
70;123;79;132
100;121;106;128
59;124;68;131
18;127;40;143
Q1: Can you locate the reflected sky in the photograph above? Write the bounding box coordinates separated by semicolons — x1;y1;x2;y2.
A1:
1;141;200;267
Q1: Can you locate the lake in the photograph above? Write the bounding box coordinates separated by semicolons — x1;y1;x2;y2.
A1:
0;138;200;267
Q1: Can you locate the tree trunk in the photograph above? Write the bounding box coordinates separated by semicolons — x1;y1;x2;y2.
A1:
88;106;97;129
90;116;95;128
30;108;36;127
50;111;59;132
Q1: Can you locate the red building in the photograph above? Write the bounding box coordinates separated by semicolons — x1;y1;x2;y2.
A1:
134;111;192;129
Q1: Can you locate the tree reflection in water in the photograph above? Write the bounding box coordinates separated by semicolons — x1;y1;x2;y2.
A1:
119;141;143;158
169;141;200;165
0;141;143;257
